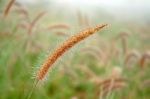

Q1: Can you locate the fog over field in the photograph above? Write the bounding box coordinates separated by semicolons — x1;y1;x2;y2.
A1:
16;0;150;23
0;0;150;99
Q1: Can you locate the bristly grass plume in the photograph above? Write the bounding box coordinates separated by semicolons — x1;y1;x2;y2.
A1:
26;23;107;99
3;0;15;17
35;23;107;81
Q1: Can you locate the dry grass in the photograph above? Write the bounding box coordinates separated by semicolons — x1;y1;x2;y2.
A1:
139;51;150;68
77;11;90;27
14;2;29;19
35;23;107;80
27;11;46;35
117;32;130;55
46;23;71;30
124;50;140;65
3;0;15;17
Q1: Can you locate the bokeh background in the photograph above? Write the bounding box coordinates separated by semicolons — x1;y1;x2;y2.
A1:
0;0;150;99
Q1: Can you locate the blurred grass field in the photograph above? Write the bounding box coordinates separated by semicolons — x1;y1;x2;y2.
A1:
0;0;150;99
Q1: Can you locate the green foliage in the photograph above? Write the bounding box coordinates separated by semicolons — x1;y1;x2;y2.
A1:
0;1;150;99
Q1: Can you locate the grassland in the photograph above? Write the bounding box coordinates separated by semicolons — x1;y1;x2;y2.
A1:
0;0;150;99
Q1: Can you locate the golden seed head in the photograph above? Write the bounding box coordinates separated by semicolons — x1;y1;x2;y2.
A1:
35;23;107;80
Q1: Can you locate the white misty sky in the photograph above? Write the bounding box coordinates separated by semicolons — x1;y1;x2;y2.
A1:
16;0;150;11
16;0;150;21
16;0;150;6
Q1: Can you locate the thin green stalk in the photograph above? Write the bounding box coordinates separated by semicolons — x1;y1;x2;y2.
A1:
25;80;39;99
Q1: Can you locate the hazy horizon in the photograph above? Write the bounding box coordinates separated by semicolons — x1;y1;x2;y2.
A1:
16;0;150;22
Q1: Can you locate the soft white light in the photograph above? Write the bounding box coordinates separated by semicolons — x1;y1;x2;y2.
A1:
54;0;125;7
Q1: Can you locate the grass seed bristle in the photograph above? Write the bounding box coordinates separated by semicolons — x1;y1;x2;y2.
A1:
35;23;107;80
